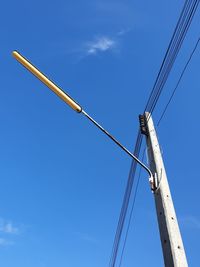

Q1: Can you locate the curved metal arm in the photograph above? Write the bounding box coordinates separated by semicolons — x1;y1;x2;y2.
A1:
82;110;153;180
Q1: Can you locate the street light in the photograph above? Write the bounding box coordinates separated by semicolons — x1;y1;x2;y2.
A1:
12;51;153;183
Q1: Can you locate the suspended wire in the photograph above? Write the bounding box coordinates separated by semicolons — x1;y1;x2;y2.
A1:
150;2;199;116
108;1;200;267
146;0;197;114
157;37;200;126
145;0;193;112
118;1;200;264
146;0;200;115
144;0;192;112
118;148;145;267
108;132;143;267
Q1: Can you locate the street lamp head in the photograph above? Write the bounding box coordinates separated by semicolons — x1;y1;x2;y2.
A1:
12;51;82;113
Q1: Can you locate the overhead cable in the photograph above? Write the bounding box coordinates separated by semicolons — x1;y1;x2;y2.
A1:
145;0;200;115
108;132;143;267
157;37;200;126
118;148;146;267
108;1;200;267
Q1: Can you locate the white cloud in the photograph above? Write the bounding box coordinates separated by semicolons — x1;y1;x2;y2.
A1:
86;36;116;55
0;238;14;246
0;218;23;248
77;29;129;60
73;231;98;244
117;28;131;36
0;219;19;234
180;215;200;230
4;222;18;234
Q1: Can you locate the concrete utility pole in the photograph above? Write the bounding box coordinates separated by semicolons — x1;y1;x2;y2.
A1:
140;112;188;267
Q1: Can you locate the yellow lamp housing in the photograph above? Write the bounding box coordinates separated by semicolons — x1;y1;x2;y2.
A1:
12;51;82;113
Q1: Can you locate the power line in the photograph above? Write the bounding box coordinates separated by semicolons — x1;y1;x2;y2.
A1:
108;132;143;267
118;148;145;267
108;1;200;266
144;0;192;113
149;0;200;115
157;37;200;126
146;0;200;115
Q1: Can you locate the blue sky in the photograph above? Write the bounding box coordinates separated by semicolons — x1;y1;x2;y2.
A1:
1;0;200;266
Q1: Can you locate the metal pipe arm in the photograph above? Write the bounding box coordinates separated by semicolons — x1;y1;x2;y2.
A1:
82;110;152;179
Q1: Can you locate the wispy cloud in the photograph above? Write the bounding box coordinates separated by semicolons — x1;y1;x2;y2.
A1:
72;29;130;61
0;219;19;234
0;218;21;248
93;2;135;26
117;28;131;36
73;231;98;245
180;215;200;230
86;36;116;55
0;238;14;247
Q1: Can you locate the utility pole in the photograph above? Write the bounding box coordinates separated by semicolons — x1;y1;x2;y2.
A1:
140;112;188;267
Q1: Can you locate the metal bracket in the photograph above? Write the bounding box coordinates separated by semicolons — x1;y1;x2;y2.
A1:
149;173;158;192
